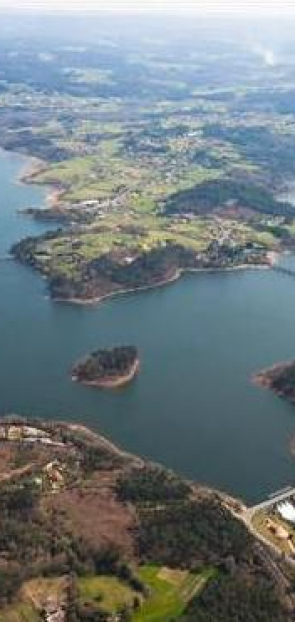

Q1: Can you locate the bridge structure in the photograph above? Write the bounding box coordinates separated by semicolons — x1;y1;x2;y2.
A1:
244;487;295;522
233;487;295;570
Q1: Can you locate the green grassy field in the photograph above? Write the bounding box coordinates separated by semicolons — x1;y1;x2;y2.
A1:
33;212;275;283
78;575;138;612
75;565;215;620
133;565;215;622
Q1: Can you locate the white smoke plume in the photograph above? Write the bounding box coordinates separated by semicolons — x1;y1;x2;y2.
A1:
253;44;277;66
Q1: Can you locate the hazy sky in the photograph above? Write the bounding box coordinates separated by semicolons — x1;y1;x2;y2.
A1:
0;0;295;14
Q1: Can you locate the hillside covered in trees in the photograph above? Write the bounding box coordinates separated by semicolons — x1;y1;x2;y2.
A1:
165;179;294;218
0;417;292;621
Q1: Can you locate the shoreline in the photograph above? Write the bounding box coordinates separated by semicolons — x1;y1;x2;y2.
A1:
15;150;64;209
0;415;238;503
52;261;272;307
0;147;58;210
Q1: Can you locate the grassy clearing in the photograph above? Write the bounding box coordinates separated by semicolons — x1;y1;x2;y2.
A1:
34;150;152;203
76;565;214;620
133;565;214;622
78;575;138;612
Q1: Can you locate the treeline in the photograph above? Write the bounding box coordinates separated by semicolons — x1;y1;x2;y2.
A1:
116;465;190;504
88;243;196;288
165;179;294;218
138;498;253;569
182;571;288;622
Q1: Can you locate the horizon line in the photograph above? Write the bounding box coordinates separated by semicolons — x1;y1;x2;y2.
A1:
1;3;295;16
1;7;295;15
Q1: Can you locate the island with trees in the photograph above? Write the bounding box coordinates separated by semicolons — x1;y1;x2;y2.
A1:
254;360;295;404
72;345;140;389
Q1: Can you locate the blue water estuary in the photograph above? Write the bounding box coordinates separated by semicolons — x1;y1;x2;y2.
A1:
1;149;295;503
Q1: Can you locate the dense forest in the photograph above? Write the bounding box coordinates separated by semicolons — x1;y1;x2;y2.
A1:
182;571;289;622
116;465;190;504
165;179;294;218
137;498;253;568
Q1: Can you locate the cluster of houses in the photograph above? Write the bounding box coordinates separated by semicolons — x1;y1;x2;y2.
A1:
64;189;131;219
206;236;267;266
0;424;65;447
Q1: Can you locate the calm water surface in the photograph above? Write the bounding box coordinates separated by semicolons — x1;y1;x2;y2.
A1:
1;150;295;504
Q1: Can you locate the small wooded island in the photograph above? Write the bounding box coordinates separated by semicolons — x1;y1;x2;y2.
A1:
254;361;295;404
72;345;139;389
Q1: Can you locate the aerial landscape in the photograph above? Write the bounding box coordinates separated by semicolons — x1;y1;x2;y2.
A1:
3;1;295;619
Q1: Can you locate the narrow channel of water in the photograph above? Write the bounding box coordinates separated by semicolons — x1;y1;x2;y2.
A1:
1;149;295;504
